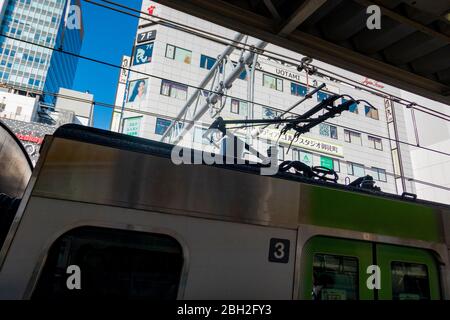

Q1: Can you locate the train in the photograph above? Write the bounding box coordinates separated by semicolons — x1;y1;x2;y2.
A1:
0;124;449;299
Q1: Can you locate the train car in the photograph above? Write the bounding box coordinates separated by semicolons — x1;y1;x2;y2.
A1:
0;124;449;300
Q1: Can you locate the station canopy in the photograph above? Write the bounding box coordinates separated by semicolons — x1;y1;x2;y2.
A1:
157;0;450;105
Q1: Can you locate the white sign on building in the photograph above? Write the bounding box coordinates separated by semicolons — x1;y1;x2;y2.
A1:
111;55;131;132
260;128;344;157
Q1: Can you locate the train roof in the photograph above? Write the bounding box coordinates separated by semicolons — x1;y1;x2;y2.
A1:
51;124;450;212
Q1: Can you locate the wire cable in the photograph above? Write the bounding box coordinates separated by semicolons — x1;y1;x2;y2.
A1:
1;81;449;193
2;0;446;196
1;32;449;160
93;0;450;120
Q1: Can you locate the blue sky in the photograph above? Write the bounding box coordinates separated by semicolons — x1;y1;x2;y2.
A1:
72;0;141;129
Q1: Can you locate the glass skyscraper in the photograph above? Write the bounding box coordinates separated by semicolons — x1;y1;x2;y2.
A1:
0;0;83;102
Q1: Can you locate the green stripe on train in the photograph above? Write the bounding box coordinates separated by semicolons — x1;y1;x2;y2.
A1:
300;185;442;243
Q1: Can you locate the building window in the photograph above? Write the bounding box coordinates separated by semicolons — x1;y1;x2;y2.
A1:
291;82;307;97
155;118;172;135
330;126;338;139
160;80;188;100
292;149;299;161
344;129;362;145
262;107;280;119
317;91;331;102
230;99;248;115
165;44;192;64
365;105;379;120
31;227;183;300
313;253;359;300
372;167;387;182
15;106;22;116
200;54;217;70
278;145;285;161
368;136;383;150
342;98;358;114
193;126;209;144
333;159;340;172
231;99;240;114
263;74;283;91
347;162;365;177
296;150;313;167
319;124;338;139
391;262;430;300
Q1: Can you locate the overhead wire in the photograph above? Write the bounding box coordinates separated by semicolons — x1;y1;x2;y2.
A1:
93;0;450;120
1;1;449;194
1;32;449;159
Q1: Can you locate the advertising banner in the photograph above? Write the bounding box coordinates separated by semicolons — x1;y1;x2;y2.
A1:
133;43;154;65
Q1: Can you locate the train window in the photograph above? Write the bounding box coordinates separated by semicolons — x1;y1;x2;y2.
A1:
312;254;359;300
32;227;183;300
391;262;430;300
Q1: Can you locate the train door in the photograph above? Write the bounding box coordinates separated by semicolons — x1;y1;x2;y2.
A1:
376;244;441;300
299;236;441;300
299;237;374;300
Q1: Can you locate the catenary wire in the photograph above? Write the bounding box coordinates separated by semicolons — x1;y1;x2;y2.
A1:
92;0;450;121
2;9;450;192
1;82;448;193
1;32;449;160
80;0;450;124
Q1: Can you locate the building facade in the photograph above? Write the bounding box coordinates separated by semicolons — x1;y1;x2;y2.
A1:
0;0;83;101
53;87;93;126
402;90;450;204
114;0;419;196
0;86;39;121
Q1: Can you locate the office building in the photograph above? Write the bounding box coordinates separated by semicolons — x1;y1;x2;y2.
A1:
0;0;83;103
114;1;449;198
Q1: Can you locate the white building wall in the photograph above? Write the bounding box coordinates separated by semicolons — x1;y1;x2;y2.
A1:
116;0;429;196
55;88;94;119
402;91;450;204
0;89;39;122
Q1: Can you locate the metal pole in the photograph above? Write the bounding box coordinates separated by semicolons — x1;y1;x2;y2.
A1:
250;83;326;140
246;52;258;146
390;98;407;193
161;33;245;142
170;40;268;145
410;107;420;147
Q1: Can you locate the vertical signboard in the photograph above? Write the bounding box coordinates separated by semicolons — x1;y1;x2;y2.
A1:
110;55;130;132
110;111;122;133
118;55;131;84
384;98;404;194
